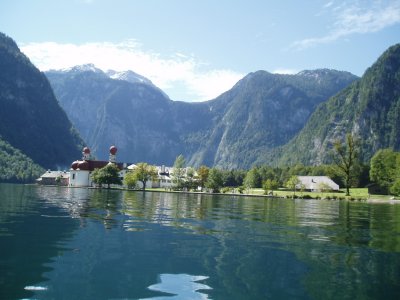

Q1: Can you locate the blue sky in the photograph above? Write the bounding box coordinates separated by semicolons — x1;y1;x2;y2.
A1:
1;0;399;101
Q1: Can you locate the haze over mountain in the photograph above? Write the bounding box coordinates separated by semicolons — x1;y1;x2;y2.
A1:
1;31;397;174
278;43;400;166
46;65;211;165
46;64;357;168
0;32;84;171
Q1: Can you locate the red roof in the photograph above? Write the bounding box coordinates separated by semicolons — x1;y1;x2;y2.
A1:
71;160;124;171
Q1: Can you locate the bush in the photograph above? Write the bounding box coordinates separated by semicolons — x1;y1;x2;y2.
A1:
236;186;244;194
390;179;400;196
221;187;231;194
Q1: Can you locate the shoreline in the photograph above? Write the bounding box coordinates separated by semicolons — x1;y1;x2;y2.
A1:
31;183;400;203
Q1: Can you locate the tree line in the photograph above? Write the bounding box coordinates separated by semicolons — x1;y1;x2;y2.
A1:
87;135;400;197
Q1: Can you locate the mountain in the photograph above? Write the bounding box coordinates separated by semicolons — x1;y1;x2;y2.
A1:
187;69;358;168
278;43;400;166
46;66;186;164
0;32;84;170
106;69;153;85
46;65;357;168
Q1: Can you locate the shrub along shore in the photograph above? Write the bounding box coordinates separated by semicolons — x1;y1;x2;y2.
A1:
142;187;398;202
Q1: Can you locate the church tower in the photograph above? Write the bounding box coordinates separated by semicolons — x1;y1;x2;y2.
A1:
109;145;117;163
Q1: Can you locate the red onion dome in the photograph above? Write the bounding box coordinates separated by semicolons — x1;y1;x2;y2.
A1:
109;145;117;155
83;147;91;154
71;160;80;170
77;161;89;171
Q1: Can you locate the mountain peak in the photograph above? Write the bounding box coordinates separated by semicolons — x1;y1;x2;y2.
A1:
278;43;400;166
297;68;356;79
106;69;153;85
66;63;104;74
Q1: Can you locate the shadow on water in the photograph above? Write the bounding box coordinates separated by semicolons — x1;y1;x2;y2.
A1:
0;184;80;299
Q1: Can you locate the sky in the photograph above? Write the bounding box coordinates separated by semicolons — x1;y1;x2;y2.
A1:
1;0;399;102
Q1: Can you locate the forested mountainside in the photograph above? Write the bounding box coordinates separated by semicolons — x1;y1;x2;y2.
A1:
47;66;357;168
278;43;400;166
0;137;44;183
0;32;84;171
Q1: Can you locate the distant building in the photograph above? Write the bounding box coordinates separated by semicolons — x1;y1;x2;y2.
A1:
127;164;174;189
38;146;195;189
296;176;340;191
37;170;70;186
126;164;197;189
69;146;127;187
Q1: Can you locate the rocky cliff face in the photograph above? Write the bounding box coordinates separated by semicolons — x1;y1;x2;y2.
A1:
46;66;357;168
187;69;358;168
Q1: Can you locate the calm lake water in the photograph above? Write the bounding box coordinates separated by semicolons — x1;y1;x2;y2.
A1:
1;183;400;300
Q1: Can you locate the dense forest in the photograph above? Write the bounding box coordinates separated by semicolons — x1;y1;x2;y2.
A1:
0;137;44;183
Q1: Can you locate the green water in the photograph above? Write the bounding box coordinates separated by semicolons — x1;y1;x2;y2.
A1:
1;183;400;299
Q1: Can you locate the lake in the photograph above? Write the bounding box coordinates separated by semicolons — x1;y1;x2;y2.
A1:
1;183;400;299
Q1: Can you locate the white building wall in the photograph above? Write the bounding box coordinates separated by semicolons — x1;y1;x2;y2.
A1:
159;178;172;188
69;170;91;187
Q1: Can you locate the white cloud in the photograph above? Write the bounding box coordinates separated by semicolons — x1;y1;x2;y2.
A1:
21;40;243;102
291;0;400;50
324;1;334;9
186;69;244;100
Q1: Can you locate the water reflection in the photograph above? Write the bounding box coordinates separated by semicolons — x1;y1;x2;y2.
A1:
0;184;79;300
28;186;400;252
31;187;400;253
2;185;400;299
141;274;211;300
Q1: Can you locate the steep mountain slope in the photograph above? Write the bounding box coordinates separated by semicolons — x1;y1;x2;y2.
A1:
0;32;84;169
46;66;357;168
278;43;400;166
46;66;213;164
188;69;358;168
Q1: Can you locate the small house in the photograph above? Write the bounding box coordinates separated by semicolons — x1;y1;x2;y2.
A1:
38;170;70;186
296;176;340;192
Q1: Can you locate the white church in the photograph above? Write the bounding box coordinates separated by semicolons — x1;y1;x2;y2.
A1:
69;146;127;187
38;145;176;189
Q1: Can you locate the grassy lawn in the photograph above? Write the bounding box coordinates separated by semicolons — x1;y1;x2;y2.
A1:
244;187;393;200
139;187;394;201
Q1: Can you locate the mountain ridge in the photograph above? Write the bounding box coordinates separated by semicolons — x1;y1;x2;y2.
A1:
277;43;400;166
46;65;357;168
